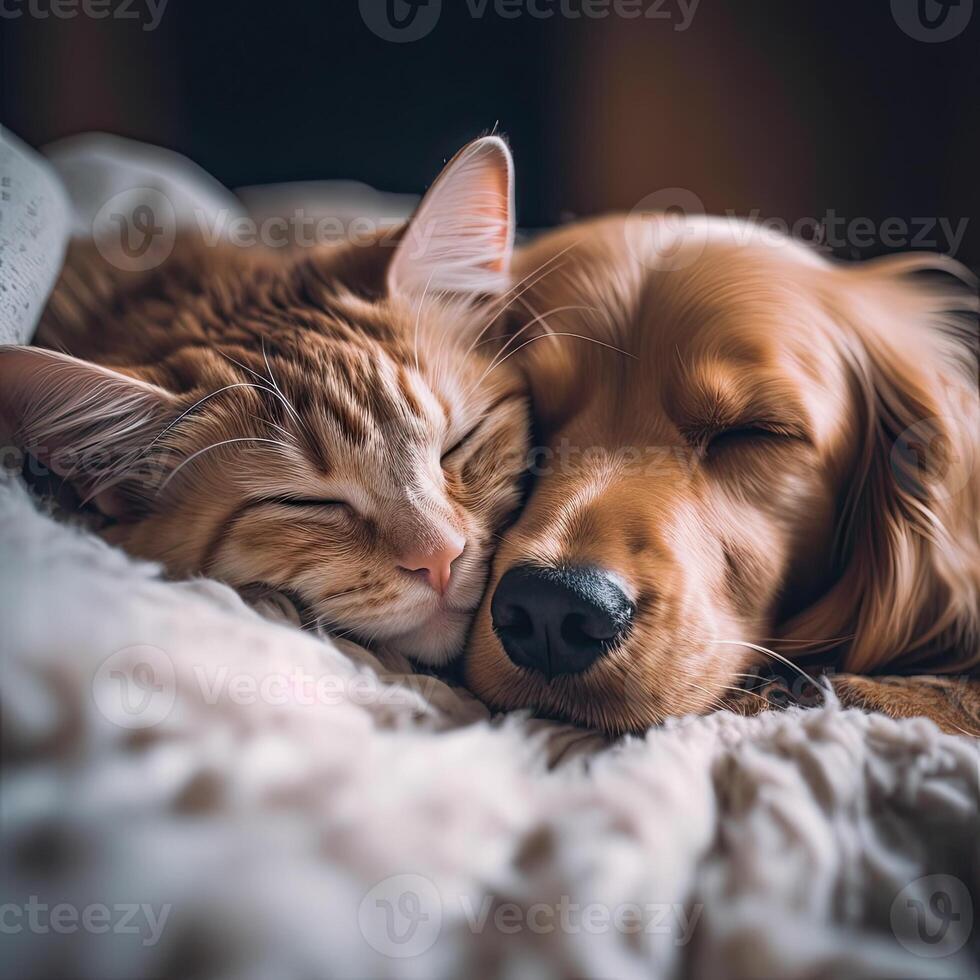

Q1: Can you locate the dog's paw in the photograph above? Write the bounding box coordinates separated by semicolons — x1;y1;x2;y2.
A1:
830;673;980;737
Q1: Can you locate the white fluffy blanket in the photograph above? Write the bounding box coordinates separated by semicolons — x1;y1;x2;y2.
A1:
2;473;978;980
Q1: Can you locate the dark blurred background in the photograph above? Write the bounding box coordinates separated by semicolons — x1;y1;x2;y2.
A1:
2;0;978;265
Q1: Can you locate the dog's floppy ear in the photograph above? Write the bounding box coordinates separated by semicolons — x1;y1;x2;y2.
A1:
0;345;179;517
387;136;515;297
784;255;980;674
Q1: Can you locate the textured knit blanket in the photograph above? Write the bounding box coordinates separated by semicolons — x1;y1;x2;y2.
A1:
2;474;978;980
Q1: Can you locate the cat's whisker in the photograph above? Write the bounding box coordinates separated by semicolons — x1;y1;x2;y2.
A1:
452;265;572;388
260;337;309;436
413;271;437;377
490;303;596;362
470;280;574;355
135;382;303;469
485;241;580;315
462;247;578;360
247;412;293;440
329;623;367;644
444;253;576;393
462;297;560;357
471;306;600;393
159;437;289;493
217;349;271;386
460;289;561;398
304;614;324;632
477;328;637;387
300;585;372;629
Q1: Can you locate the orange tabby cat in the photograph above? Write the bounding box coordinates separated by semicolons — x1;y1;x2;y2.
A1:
0;138;530;663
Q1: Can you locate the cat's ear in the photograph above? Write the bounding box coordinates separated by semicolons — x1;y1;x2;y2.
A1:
0;345;178;516
387;136;515;297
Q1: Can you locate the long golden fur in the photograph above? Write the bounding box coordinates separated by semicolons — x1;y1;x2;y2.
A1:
464;213;980;734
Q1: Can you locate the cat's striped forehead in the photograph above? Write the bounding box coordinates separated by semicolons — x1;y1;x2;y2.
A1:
141;276;499;490
43;234;521;501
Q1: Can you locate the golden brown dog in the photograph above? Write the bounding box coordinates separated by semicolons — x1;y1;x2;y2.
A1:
464;214;980;735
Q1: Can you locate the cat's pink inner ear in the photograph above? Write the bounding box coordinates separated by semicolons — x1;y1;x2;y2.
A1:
387;136;515;297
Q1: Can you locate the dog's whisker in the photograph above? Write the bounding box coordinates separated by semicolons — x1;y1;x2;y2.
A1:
716;684;771;706
758;634;856;646
710;640;827;704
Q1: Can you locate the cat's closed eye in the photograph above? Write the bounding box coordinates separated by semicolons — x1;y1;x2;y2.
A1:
442;393;523;464
441;423;484;464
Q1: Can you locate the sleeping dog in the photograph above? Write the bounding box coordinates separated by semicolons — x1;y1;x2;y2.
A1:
464;208;979;735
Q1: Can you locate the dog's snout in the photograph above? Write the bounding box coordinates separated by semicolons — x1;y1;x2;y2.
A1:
491;565;633;679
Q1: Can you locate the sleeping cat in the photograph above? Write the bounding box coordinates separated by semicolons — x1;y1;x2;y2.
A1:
0;137;530;663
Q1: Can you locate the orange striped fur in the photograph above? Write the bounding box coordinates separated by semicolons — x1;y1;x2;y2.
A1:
0;139;530;663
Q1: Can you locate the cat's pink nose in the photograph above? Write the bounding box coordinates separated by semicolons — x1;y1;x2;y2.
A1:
397;532;465;596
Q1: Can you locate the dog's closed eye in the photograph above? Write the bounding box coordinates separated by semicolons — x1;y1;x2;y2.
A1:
704;422;799;455
684;421;805;457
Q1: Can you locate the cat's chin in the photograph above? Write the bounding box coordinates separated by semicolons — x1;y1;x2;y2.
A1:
383;608;474;666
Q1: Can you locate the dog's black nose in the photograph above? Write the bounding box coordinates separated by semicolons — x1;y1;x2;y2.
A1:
491;565;633;679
